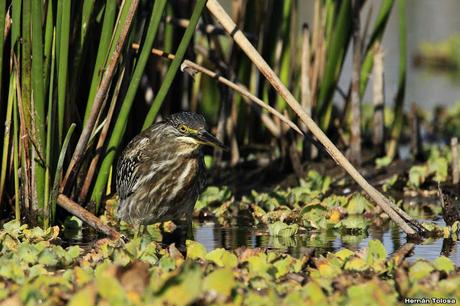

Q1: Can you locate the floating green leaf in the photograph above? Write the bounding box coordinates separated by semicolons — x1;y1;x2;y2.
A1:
366;240;387;264
408;260;434;282
338;215;369;231
186;240;207;260
154;262;203;306
268;221;299;237
344;257;369;271
205;248;238;268
346;193;372;214
408;165;428;188
203;268;235;297
433;256;455;273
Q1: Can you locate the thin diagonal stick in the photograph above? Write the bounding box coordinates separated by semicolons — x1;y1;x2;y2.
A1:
130;44;302;136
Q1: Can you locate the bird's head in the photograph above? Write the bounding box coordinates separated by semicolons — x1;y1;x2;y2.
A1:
166;112;227;151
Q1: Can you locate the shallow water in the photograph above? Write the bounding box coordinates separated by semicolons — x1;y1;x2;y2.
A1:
194;220;460;264
61;217;459;265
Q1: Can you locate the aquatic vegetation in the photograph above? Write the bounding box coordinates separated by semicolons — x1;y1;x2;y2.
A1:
1;221;459;305
407;147;449;188
0;1;459;304
197;171;377;232
416;35;460;71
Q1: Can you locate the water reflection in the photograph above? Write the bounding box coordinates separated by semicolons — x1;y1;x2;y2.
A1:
194;220;460;264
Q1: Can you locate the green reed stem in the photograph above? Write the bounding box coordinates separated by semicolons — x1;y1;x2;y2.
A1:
275;0;294;112
13;76;20;221
43;0;54;90
316;0;352;131
74;0;95;73
84;0;117;124
11;0;21;50
386;0;407;160
0;0;5;96
21;0;32;131
0;75;15;206
57;0;71;144
50;124;76;221
44;31;56;228
31;0;46;214
91;0;168;208
324;0;336;47
359;0;394;97
108;0;132;57
143;0;207;128
0;0;6;202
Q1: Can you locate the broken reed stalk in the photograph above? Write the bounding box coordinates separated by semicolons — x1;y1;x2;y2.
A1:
130;44;303;136
410;103;422;160
206;0;418;236
300;23;312;160
61;0;139;192
300;24;312;121
451;137;459;185
57;194;121;239
309;0;323;109
349;0;362;166
372;43;385;153
391;243;415;266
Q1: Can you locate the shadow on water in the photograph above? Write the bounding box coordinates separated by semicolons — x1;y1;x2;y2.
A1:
194;220;460;264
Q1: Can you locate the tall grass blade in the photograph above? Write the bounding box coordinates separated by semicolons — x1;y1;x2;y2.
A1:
61;0;140;193
0;75;15;206
386;0;407;160
43;0;54;90
44;31;56;228
21;0;32;132
359;0;394;97
50;124;76;222
31;0;46;213
91;0;168;208
56;0;71;144
275;0;294;112
83;0;117;124
316;0;352;130
12;73;20;220
0;0;5;96
143;0;207;128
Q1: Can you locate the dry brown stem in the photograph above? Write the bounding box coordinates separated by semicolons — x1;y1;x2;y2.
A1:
57;194;121;239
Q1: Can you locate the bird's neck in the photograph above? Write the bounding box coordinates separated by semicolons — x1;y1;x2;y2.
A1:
175;141;202;158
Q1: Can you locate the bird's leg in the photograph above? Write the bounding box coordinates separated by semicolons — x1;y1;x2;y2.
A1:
172;217;194;240
185;216;194;240
134;223;145;238
161;219;188;254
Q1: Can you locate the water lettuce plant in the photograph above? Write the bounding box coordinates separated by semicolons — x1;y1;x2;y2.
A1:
1;220;459;305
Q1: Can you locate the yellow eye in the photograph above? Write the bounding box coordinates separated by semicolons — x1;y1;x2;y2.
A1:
178;125;187;133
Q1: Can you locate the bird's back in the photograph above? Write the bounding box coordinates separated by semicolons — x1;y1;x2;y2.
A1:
116;122;206;225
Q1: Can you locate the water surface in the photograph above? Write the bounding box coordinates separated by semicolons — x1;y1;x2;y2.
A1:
194;220;460;264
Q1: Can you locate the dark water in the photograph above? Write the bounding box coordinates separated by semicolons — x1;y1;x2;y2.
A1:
194;220;460;264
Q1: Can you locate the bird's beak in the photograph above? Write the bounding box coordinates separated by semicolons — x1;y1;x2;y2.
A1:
196;130;228;150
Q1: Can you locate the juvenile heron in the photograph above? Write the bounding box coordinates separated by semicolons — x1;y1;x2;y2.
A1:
116;112;226;228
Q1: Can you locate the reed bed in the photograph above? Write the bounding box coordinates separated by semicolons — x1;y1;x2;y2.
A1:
0;0;409;230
